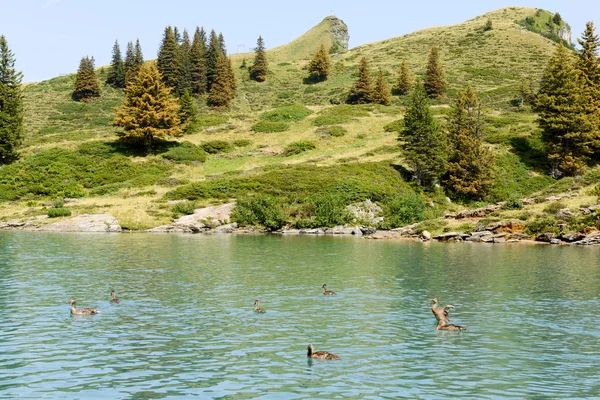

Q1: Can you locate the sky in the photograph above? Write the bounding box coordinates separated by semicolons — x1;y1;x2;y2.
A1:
2;0;600;82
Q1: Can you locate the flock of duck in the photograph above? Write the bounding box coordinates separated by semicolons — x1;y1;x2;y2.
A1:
68;287;466;361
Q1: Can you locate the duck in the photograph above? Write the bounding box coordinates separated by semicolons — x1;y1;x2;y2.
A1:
110;290;120;304
436;319;467;331
68;298;98;315
254;299;266;313
429;298;453;323
307;344;341;360
322;284;337;296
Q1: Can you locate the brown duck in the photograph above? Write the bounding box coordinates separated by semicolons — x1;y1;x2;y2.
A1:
436;319;467;331
254;299;266;313
110;290;120;304
68;298;98;315
322;284;337;296
429;298;453;323
307;344;341;360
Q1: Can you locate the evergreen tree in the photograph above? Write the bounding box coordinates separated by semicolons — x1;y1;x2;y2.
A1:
553;13;563;25
518;76;535;106
157;26;182;89
176;29;193;96
190;27;208;95
114;63;182;153
123;41;136;86
206;30;222;90
372;69;391;105
395;58;413;95
218;32;227;56
424;46;446;99
534;44;598;177
240;58;247;69
199;27;208;51
125;38;144;85
250;36;268;82
73;56;101;102
400;84;447;188
178;89;198;132
227;56;237;92
307;43;331;82
0;35;24;165
174;27;182;45
347;57;373;104
106;40;125;88
207;54;233;109
443;86;494;199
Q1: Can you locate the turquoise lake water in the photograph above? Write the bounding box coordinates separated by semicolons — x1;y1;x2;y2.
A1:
0;232;599;399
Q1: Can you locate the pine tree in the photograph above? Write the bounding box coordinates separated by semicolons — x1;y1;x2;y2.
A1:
250;36;268;82
307;43;331;82
207;54;233;109
372;69;391;105
73;56;101;102
395;58;413;95
424;46;446;99
199;27;208;51
123;41;135;86
106;40;125;88
240;58;247;70
534;44;598;177
518;77;535;106
157;26;182;89
347;57;373;104
114;63;182;153
176;29;193;96
174;27;182;45
218;32;227;56
125;39;144;86
190;27;208;95
227;56;237;92
206;30;222;90
443;86;494;199
0;35;24;165
178;89;198;132
400;84;447;188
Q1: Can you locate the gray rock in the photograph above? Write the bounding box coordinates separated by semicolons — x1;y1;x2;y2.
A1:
572;232;600;246
212;223;239;233
421;230;431;241
434;232;470;242
42;214;121;233
560;231;586;242
508;233;531;241
550;239;562;245
174;203;235;228
536;232;556;243
146;225;195;233
493;237;506;244
346;200;383;227
299;228;325;235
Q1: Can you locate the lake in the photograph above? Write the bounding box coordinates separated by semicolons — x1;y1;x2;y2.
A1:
0;232;599;399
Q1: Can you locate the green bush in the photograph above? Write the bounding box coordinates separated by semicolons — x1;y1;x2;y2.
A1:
502;195;523;210
525;216;561;235
231;195;288;231
197;114;228;129
201;140;233;154
233;139;252;147
52;199;65;208
295;192;351;228
383;119;404;133
171;200;197;218
259;105;313;122
251;121;290;133
283;141;316;156
543;201;566;214
380;193;426;229
162;142;207;163
48;208;72;218
316;126;347;137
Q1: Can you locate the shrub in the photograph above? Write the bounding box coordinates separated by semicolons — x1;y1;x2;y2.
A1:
525;216;561;235
259;105;313;122
251;121;290;133
295;192;351;228
201;140;233;154
383;119;404;133
543;201;566;214
380;192;426;229
231;195;288;231
414;219;447;234
48;208;72;218
502;195;523;210
233;139;252;147
171;200;197;218
316;126;346;138
162;142;207;163
283;141;316;156
52;199;65;208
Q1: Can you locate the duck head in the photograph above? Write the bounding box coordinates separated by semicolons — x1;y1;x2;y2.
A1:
428;298;439;304
68;298;76;305
307;344;315;357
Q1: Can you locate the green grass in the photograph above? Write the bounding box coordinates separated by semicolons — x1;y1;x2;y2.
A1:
251;121;290;132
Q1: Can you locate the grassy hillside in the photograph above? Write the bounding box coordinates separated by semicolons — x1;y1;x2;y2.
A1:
3;6;598;233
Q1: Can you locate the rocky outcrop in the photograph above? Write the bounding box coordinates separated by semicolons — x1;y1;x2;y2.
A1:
145;225;196;234
42;214;121;232
536;232;556;243
558;26;572;46
445;204;502;219
572;231;600;246
0;216;48;231
560;231;586;243
326;16;349;51
174;203;235;230
346;200;383;226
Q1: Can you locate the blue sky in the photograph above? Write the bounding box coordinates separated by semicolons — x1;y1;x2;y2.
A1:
2;0;599;82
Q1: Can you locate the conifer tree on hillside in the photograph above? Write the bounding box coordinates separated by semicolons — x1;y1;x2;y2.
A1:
395;58;412;95
518;77;535;106
174;27;182;45
176;29;193;96
206;30;222;90
125;39;144;85
207;54;233;109
372;69;391;105
347;57;373;104
199;27;208;51
0;35;24;165
443;86;494;199
106;40;125;88
307;43;331;82
157;26;182;89
240;58;247;70
576;22;600;160
114;62;181;153
178;89;198;132
250;36;268;82
123;41;135;86
227;56;237;92
218;32;227;56
190;27;208;95
73;56;101;102
400;84;446;188
424;46;446;99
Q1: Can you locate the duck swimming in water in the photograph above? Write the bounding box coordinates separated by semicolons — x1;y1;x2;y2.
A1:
110;290;120;304
254;299;266;313
68;298;98;315
429;298;453;322
322;284;337;296
436;319;467;331
307;344;341;360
